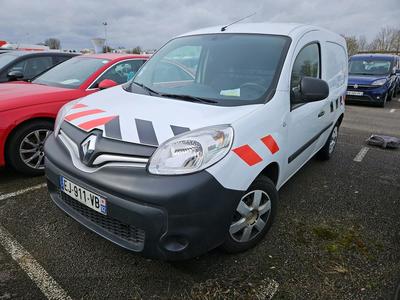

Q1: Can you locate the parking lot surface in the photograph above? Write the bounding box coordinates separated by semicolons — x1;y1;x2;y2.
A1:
0;98;399;299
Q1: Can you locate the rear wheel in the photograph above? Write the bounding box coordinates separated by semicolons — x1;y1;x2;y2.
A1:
6;120;53;175
221;176;277;253
317;123;339;160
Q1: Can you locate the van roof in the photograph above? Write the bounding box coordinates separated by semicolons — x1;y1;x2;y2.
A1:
179;22;320;38
351;53;398;60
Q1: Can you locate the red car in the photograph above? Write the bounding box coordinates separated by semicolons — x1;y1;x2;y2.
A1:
0;53;149;174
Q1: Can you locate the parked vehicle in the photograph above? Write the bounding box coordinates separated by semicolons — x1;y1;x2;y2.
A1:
45;23;347;260
0;53;149;174
0;51;77;82
347;54;399;107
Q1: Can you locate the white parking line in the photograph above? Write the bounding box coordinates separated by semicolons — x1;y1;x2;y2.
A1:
0;183;47;201
390;109;396;113
353;147;369;162
0;225;71;300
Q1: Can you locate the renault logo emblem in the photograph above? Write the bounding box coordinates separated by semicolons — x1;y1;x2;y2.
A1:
81;135;97;164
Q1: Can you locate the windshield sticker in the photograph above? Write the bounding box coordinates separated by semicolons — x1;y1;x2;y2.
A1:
102;60;108;64
220;88;240;97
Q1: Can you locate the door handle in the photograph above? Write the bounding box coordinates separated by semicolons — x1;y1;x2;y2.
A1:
318;111;325;118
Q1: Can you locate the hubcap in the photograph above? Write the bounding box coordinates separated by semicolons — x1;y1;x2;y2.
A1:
229;190;271;243
329;126;338;154
19;129;52;170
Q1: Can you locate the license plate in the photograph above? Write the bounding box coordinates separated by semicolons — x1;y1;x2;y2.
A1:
60;176;107;215
347;91;363;96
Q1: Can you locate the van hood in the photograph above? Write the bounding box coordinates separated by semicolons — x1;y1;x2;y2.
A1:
65;86;261;146
348;75;388;86
0;81;77;112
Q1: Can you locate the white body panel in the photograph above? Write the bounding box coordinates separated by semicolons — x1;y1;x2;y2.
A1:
64;22;347;192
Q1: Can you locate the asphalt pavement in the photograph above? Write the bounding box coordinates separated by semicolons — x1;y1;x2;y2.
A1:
0;97;399;299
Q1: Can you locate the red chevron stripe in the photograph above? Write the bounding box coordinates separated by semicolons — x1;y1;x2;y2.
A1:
65;109;104;121
72;103;87;109
261;135;279;154
233;145;263;166
78;116;116;131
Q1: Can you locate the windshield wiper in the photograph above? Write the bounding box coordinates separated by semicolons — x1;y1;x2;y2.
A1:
133;82;161;96
159;93;218;104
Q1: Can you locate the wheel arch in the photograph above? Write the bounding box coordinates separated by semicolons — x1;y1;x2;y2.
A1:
4;117;55;162
337;113;344;127
259;161;280;186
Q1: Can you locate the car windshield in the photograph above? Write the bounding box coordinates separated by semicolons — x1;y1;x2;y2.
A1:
127;34;290;105
33;57;110;88
0;53;17;69
349;58;392;76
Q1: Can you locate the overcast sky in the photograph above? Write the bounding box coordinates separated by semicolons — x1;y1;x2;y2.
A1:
0;0;399;50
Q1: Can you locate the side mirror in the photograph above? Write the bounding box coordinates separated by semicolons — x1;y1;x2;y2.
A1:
7;70;24;81
300;76;329;102
395;68;400;75
98;79;118;90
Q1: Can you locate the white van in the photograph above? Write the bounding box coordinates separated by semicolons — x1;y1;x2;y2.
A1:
45;23;348;260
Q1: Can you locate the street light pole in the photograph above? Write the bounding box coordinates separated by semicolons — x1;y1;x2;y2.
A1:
102;21;108;52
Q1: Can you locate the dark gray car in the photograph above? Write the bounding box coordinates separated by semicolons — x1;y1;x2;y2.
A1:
0;51;77;82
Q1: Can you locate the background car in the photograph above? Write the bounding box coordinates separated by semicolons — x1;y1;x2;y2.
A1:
346;54;399;107
0;53;149;174
0;51;77;82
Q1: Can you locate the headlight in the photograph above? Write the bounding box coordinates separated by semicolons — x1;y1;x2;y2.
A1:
371;79;387;86
54;99;81;136
148;125;234;175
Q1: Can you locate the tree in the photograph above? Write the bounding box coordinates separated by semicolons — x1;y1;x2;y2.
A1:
131;46;142;54
369;26;397;51
357;35;367;52
343;35;359;56
103;45;112;53
44;38;61;50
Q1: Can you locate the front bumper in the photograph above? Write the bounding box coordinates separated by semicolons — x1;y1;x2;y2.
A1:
45;133;242;260
346;85;388;104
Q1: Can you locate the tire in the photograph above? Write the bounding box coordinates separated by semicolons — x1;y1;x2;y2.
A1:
6;120;53;175
221;176;278;253
380;93;387;108
387;88;394;102
317;123;339;161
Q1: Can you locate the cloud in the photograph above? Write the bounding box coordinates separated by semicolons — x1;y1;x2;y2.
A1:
0;0;398;50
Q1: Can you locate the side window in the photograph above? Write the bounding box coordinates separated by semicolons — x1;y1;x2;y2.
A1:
10;56;53;79
290;43;320;104
325;42;347;90
92;59;146;88
53;55;71;65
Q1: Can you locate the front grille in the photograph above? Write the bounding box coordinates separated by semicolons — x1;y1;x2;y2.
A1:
347;85;376;90
60;191;145;249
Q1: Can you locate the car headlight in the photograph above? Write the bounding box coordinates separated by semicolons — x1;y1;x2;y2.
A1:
54;99;81;136
371;79;387;86
148;125;234;175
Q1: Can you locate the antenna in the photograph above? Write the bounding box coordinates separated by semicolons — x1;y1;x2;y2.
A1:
221;12;256;32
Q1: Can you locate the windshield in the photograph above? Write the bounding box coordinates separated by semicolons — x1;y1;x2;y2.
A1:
33;57;110;88
128;34;290;105
0;53;17;69
349;58;392;76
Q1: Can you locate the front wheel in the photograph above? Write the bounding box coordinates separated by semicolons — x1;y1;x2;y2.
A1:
221;176;278;253
6;120;53;175
317;123;339;160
